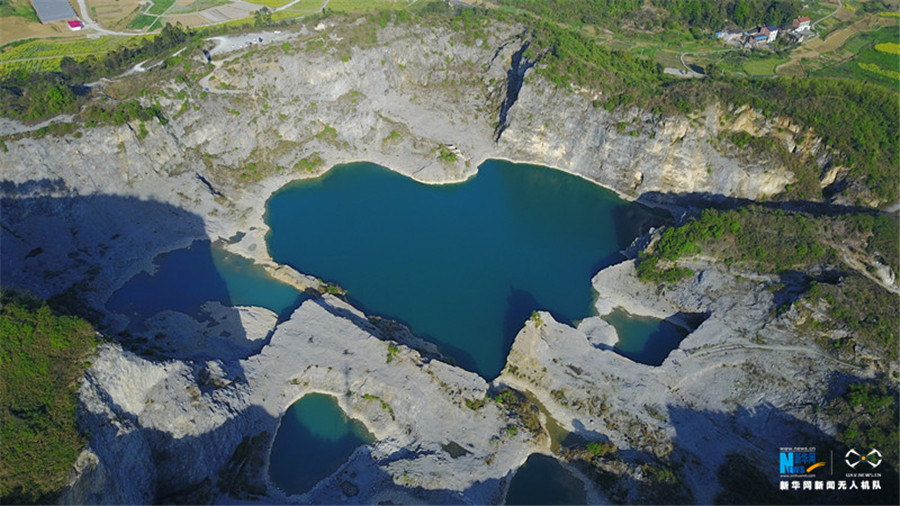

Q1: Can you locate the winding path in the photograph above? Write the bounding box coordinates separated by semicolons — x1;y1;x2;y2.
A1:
679;48;741;76
75;0;137;36
812;0;843;29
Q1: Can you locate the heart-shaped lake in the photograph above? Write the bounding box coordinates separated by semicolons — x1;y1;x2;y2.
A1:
265;159;664;378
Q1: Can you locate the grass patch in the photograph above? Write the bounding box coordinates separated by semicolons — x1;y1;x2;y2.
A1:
244;0;293;8
742;55;789;76
146;0;176;16
325;0;410;13
0;291;98;504
0;0;39;22
128;13;159;30
0;36;145;63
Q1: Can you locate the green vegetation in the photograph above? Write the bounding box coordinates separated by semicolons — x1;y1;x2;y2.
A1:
468;2;898;205
382;129;401;143
0;292;98;504
827;379;898;491
464;396;487;410
128;14;161;31
716;454;797;504
146;0;176;16
564;439;692;504
217;432;269;499
495;0;803;32
315;124;339;144
293;152;323;173
437;145;457;163
0;0;39;21
0;36;145;65
386;343;399;363
811;25;900;92
585;440;616;457
1;24;191;122
361;393;395;419
529;310;544;328
670;77;899;203
493;388;542;435
637;206;898;360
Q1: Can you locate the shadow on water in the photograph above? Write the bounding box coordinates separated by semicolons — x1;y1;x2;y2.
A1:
0;179;301;366
268;393;374;497
506;453;586;505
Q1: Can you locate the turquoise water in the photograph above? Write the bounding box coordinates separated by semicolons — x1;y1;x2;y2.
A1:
268;393;374;496
505;453;587;505
602;308;689;366
266;160;663;378
107;240;303;322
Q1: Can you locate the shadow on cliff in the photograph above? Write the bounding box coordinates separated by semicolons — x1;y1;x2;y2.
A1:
70;386;517;505
0;179;296;364
303;443;516;505
65;397;279;504
664;403;899;505
634;190;887;219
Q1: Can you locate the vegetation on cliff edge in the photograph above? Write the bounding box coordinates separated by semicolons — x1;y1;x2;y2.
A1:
0;291;98;504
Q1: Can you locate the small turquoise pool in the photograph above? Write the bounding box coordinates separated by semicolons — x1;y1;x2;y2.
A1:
268;393;374;496
602;308;689;366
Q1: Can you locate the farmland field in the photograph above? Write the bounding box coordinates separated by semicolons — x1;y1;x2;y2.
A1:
128;13;160;30
244;0;294;8
0;36;144;62
147;0;177;16
167;0;230;15
0;0;39;22
812;24;900;89
742;55;790;76
0;56;64;78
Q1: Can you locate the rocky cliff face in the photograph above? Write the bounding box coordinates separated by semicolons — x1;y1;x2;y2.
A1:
0;18;878;504
499;259;885;503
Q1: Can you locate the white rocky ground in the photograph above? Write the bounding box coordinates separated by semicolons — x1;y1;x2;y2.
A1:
0;17;883;504
498;261;879;503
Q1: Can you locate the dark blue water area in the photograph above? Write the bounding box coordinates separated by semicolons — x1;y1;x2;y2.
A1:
107;240;304;326
265;160;665;378
602;308;690;366
505;453;587;505
268;393;374;496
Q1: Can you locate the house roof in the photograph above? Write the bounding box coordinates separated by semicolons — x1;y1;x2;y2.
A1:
68;19;82;27
798;16;811;22
30;0;78;23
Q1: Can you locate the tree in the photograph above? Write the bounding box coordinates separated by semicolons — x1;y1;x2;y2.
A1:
254;7;272;27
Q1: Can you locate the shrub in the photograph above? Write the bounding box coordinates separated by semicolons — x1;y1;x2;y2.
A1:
0;292;98;503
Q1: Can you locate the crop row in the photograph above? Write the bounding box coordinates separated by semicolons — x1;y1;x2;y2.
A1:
0;57;63;78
